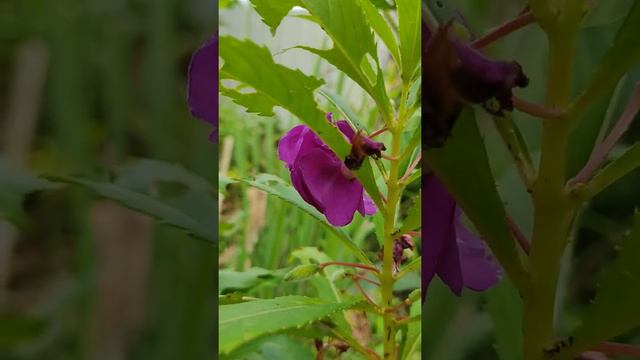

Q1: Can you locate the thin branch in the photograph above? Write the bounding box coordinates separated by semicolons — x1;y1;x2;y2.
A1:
572;83;640;184
592;342;640;358
353;273;381;287
352;275;380;311
493;115;536;190
320;261;380;274
471;11;536;49
506;215;531;255
399;152;422;183
369;127;388;138
513;96;565;119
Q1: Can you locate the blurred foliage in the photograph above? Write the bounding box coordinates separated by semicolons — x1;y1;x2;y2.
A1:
0;0;216;359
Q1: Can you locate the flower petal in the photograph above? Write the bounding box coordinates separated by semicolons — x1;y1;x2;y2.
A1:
456;216;501;291
187;34;218;138
299;148;363;226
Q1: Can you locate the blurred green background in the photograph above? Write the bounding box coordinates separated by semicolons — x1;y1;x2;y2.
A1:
0;0;216;359
424;0;640;359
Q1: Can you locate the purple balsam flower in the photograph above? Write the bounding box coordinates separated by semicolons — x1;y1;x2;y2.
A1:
278;115;377;226
423;20;528;148
422;173;501;299
188;33;218;141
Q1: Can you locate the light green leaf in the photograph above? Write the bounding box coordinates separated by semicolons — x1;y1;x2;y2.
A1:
240;174;372;265
396;0;421;81
248;0;302;35
297;0;393;123
219;296;363;354
484;281;524;360
357;0;402;68
426;108;528;291
563;211;640;358
400;302;422;360
317;88;365;130
0;158;57;225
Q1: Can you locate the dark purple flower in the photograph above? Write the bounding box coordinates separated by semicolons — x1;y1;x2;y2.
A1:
422;173;501;299
188;33;218;141
278;115;377;226
335;120;386;170
423;21;528;148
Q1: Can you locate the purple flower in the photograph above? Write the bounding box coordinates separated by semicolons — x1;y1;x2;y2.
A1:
187;33;218;141
278;115;377;226
422;173;501;299
423;21;528;148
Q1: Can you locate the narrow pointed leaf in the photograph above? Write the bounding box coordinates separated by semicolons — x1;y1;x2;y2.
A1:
397;0;421;81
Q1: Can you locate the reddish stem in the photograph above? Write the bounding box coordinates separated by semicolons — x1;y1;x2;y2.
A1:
399;152;422;183
369;127;388;138
572;83;640;184
352;275;380;309
513;96;565;119
506;215;530;255
592;342;640;358
320;261;380;274
471;11;536;49
354;273;381;286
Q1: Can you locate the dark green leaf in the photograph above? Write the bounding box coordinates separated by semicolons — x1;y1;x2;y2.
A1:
484;281;524;360
396;0;421;81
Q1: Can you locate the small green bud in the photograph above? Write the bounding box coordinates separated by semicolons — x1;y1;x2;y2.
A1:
283;264;320;281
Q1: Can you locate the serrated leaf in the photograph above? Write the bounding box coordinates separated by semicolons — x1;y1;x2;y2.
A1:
396;0;421;81
239;174;372;265
564;211;640;357
248;0;302;35
219;296;362;354
357;0;401;68
484;281;523;360
219;36;348;157
297;0;393;122
426;108;528;291
0;158;57;225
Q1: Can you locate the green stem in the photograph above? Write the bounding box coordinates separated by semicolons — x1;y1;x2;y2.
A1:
523;20;580;360
493;115;536;190
381;128;402;359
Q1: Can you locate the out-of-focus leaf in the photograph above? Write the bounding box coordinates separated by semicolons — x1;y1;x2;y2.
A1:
573;1;640;116
484;280;524;360
426;108;528;291
563;211;640;358
400;302;422;360
223;334;315;360
0;158;57;225
318;88;365;130
219;296;363;354
50;160;218;243
240;174;372;265
396;0;420;81
0;315;45;349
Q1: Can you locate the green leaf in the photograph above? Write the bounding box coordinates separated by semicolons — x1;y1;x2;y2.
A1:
317;88;366;130
219;296;362;354
396;0;421;81
219;267;279;294
248;0;302;35
564;211;640;357
484;281;524;360
0;158;57;225
223;334;315;360
400;301;422;360
426;108;528;291
357;0;402;68
573;0;640;117
239;174;372;265
283;264;321;281
399;192;421;233
219;36;349;158
297;0;393;123
49;160;218;242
